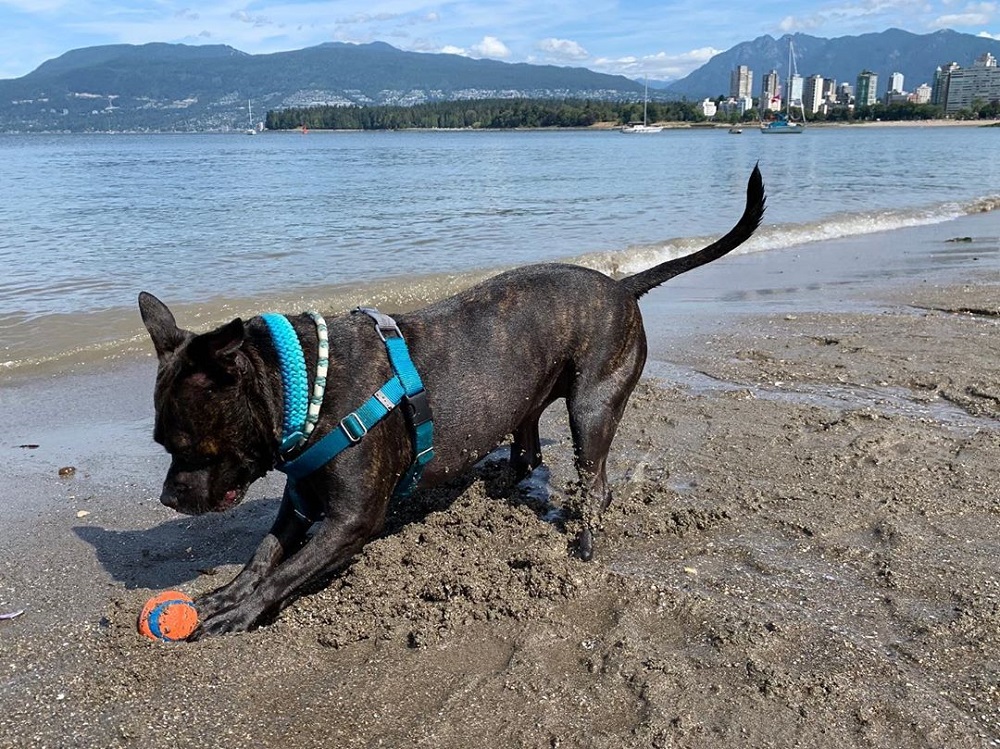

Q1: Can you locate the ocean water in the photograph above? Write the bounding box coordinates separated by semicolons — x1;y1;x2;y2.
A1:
0;125;998;377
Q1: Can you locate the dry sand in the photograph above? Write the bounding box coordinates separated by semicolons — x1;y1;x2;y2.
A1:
1;224;998;748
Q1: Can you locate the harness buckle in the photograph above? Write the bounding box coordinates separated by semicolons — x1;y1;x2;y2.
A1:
340;412;368;443
280;430;306;455
352;307;402;341
374;321;402;342
404;389;432;427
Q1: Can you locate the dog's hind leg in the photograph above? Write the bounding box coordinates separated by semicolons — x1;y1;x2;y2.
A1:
567;408;617;561
567;346;645;561
511;410;544;482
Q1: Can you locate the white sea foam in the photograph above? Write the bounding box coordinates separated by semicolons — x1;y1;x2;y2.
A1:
575;194;1000;279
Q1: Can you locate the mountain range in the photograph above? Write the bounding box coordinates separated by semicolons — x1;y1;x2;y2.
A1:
1;28;999;132
0;41;642;132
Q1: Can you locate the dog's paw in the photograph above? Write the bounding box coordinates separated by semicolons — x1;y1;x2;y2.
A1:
194;590;237;622
188;605;259;639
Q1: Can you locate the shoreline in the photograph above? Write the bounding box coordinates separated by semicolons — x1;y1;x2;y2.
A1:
271;117;998;133
1;215;998;747
4;196;1000;387
51;118;983;135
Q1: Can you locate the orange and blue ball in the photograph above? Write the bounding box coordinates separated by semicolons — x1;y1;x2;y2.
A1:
137;590;199;642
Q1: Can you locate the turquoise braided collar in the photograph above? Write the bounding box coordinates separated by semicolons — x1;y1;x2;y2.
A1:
261;312;329;455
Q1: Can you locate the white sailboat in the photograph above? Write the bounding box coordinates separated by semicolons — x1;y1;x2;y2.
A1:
621;78;663;134
246;99;258;135
760;41;806;134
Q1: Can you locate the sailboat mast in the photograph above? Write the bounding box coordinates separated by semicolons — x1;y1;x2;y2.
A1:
643;78;649;125
786;43;792;116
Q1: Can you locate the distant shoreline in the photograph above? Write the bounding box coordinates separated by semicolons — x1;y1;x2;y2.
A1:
274;118;997;134
4;118;995;135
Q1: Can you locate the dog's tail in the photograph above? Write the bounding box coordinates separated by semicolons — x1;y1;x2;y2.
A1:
620;164;766;300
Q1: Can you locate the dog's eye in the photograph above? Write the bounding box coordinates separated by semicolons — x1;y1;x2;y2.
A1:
166;438;216;468
172;451;218;471
198;438;221;456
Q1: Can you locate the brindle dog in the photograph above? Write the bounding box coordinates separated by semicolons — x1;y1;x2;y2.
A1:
139;166;765;638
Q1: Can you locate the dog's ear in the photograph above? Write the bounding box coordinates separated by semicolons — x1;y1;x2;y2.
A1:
186;318;247;380
139;292;186;358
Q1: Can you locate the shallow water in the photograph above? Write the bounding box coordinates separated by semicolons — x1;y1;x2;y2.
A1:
1;126;998;377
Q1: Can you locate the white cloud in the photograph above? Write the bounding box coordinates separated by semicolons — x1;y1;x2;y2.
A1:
592;46;722;81
934;2;997;26
440;44;466;56
979;29;1000;37
779;14;825;32
231;10;277;29
536;37;588;61
336;12;402;25
469;35;510;59
936;12;992;24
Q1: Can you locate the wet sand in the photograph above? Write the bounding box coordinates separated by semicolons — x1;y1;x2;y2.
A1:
1;213;998;748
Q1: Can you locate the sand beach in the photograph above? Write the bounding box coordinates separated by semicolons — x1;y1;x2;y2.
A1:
1;210;998;748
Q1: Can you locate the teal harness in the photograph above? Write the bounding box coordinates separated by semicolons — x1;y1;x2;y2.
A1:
261;307;434;522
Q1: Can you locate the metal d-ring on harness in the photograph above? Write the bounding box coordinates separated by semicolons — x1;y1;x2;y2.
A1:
262;307;434;523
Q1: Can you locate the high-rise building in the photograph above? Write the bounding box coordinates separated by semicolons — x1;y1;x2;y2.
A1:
730;65;753;99
933;62;960;106
884;71;908;105
944;53;1000;113
913;83;932;104
761;69;780;110
856;70;878;106
837;82;854;105
803;74;825;114
788;74;804;106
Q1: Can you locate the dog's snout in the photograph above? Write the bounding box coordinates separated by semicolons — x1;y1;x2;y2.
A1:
161;465;205;513
159;482;183;509
160;481;191;510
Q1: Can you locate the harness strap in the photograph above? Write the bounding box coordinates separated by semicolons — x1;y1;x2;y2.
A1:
280;376;406;480
354;308;435;498
270;308;434;523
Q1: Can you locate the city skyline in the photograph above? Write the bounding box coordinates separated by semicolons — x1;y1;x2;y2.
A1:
723;51;998;116
1;1;999;84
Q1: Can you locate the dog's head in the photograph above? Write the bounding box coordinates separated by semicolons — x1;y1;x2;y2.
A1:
138;292;275;515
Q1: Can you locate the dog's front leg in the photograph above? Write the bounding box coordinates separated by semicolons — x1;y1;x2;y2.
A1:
192;507;376;638
195;487;312;622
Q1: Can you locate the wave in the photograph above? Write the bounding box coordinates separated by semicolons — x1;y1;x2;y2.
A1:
2;194;998;383
574;194;1000;279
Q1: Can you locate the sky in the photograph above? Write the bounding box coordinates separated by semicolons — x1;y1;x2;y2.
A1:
1;0;998;81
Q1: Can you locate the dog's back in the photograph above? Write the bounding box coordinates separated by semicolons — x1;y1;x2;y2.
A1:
398;262;645;483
